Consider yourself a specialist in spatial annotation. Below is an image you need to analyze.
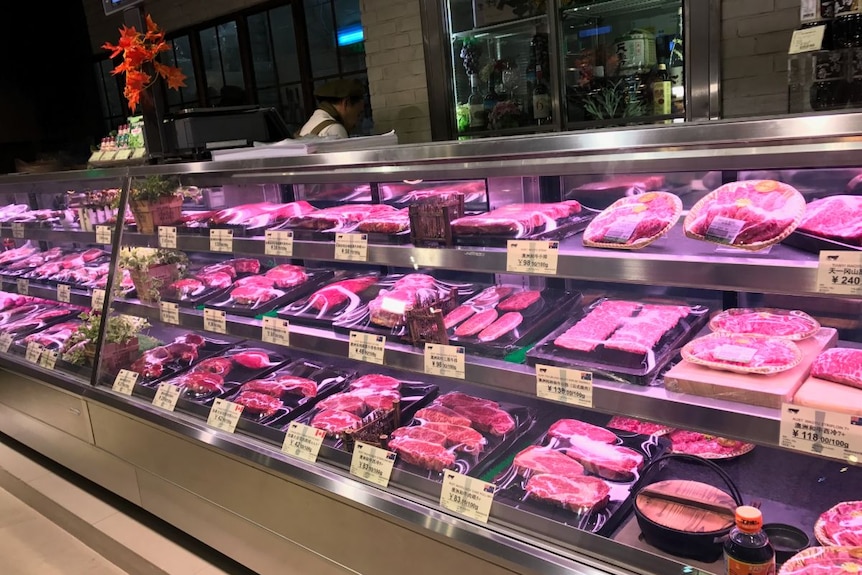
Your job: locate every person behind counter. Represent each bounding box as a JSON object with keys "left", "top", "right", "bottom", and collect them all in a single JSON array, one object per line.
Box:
[{"left": 297, "top": 79, "right": 366, "bottom": 139}]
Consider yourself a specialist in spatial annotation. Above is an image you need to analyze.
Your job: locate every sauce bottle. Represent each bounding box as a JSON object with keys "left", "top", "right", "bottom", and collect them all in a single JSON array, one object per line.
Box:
[{"left": 724, "top": 506, "right": 776, "bottom": 575}]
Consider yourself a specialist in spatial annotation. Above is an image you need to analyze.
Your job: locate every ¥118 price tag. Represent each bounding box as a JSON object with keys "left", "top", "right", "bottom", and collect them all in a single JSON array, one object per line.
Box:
[
  {"left": 95, "top": 225, "right": 112, "bottom": 245},
  {"left": 91, "top": 289, "right": 106, "bottom": 311},
  {"left": 334, "top": 233, "right": 368, "bottom": 262},
  {"left": 817, "top": 251, "right": 862, "bottom": 296},
  {"left": 779, "top": 403, "right": 862, "bottom": 462},
  {"left": 348, "top": 331, "right": 385, "bottom": 365},
  {"left": 439, "top": 470, "right": 495, "bottom": 523},
  {"left": 160, "top": 301, "right": 180, "bottom": 325},
  {"left": 264, "top": 230, "right": 294, "bottom": 257},
  {"left": 57, "top": 284, "right": 71, "bottom": 303},
  {"left": 112, "top": 369, "right": 139, "bottom": 396},
  {"left": 24, "top": 342, "right": 43, "bottom": 364},
  {"left": 424, "top": 343, "right": 466, "bottom": 380},
  {"left": 209, "top": 228, "right": 233, "bottom": 253},
  {"left": 38, "top": 349, "right": 58, "bottom": 370},
  {"left": 281, "top": 422, "right": 326, "bottom": 463},
  {"left": 158, "top": 226, "right": 177, "bottom": 249},
  {"left": 152, "top": 383, "right": 181, "bottom": 412},
  {"left": 207, "top": 398, "right": 243, "bottom": 433},
  {"left": 16, "top": 278, "right": 28, "bottom": 296},
  {"left": 203, "top": 308, "right": 227, "bottom": 334},
  {"left": 11, "top": 223, "right": 24, "bottom": 239},
  {"left": 506, "top": 240, "right": 559, "bottom": 275},
  {"left": 535, "top": 364, "right": 593, "bottom": 408},
  {"left": 261, "top": 316, "right": 290, "bottom": 347},
  {"left": 349, "top": 441, "right": 396, "bottom": 487},
  {"left": 0, "top": 333, "right": 13, "bottom": 353}
]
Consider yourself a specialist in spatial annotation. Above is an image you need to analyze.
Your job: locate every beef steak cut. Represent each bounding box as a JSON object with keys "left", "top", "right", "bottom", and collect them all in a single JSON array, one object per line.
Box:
[
  {"left": 798, "top": 195, "right": 862, "bottom": 245},
  {"left": 498, "top": 290, "right": 541, "bottom": 312},
  {"left": 477, "top": 312, "right": 523, "bottom": 342},
  {"left": 349, "top": 374, "right": 401, "bottom": 391},
  {"left": 513, "top": 446, "right": 585, "bottom": 477},
  {"left": 548, "top": 419, "right": 618, "bottom": 444},
  {"left": 423, "top": 422, "right": 487, "bottom": 452},
  {"left": 316, "top": 393, "right": 366, "bottom": 415},
  {"left": 311, "top": 410, "right": 362, "bottom": 434},
  {"left": 309, "top": 275, "right": 377, "bottom": 311},
  {"left": 454, "top": 308, "right": 498, "bottom": 337},
  {"left": 525, "top": 473, "right": 611, "bottom": 512},
  {"left": 390, "top": 426, "right": 447, "bottom": 445},
  {"left": 389, "top": 437, "right": 456, "bottom": 472},
  {"left": 415, "top": 405, "right": 472, "bottom": 427},
  {"left": 563, "top": 436, "right": 644, "bottom": 482},
  {"left": 811, "top": 348, "right": 862, "bottom": 389}
]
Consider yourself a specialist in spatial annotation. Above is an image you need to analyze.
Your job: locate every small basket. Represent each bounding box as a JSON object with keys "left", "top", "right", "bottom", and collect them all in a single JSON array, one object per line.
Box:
[
  {"left": 86, "top": 337, "right": 139, "bottom": 373},
  {"left": 409, "top": 193, "right": 465, "bottom": 247},
  {"left": 341, "top": 400, "right": 402, "bottom": 452},
  {"left": 814, "top": 500, "right": 862, "bottom": 546},
  {"left": 680, "top": 333, "right": 803, "bottom": 375},
  {"left": 129, "top": 263, "right": 180, "bottom": 303},
  {"left": 404, "top": 287, "right": 459, "bottom": 346},
  {"left": 131, "top": 196, "right": 183, "bottom": 235}
]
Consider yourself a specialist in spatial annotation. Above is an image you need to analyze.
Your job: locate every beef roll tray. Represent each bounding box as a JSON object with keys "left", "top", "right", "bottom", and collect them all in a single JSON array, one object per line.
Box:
[
  {"left": 445, "top": 286, "right": 582, "bottom": 358},
  {"left": 278, "top": 204, "right": 413, "bottom": 243},
  {"left": 277, "top": 272, "right": 381, "bottom": 328},
  {"left": 451, "top": 201, "right": 595, "bottom": 247},
  {"left": 491, "top": 418, "right": 669, "bottom": 539}
]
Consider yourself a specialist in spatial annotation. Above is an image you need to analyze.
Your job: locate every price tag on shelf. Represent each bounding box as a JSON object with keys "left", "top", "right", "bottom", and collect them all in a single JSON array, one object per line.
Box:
[
  {"left": 95, "top": 225, "right": 112, "bottom": 245},
  {"left": 203, "top": 308, "right": 227, "bottom": 334},
  {"left": 0, "top": 333, "right": 13, "bottom": 353},
  {"left": 817, "top": 251, "right": 862, "bottom": 296},
  {"left": 160, "top": 301, "right": 180, "bottom": 325},
  {"left": 261, "top": 316, "right": 290, "bottom": 347},
  {"left": 152, "top": 383, "right": 181, "bottom": 412},
  {"left": 111, "top": 369, "right": 138, "bottom": 396},
  {"left": 506, "top": 240, "right": 559, "bottom": 275},
  {"left": 424, "top": 343, "right": 466, "bottom": 380},
  {"left": 209, "top": 228, "right": 233, "bottom": 253},
  {"left": 131, "top": 147, "right": 147, "bottom": 160},
  {"left": 281, "top": 422, "right": 326, "bottom": 463},
  {"left": 11, "top": 223, "right": 24, "bottom": 239},
  {"left": 24, "top": 342, "right": 43, "bottom": 364},
  {"left": 334, "top": 233, "right": 368, "bottom": 262},
  {"left": 114, "top": 149, "right": 132, "bottom": 161},
  {"left": 789, "top": 25, "right": 826, "bottom": 54},
  {"left": 207, "top": 398, "right": 243, "bottom": 433},
  {"left": 348, "top": 331, "right": 385, "bottom": 365},
  {"left": 57, "top": 284, "right": 71, "bottom": 304},
  {"left": 264, "top": 230, "right": 294, "bottom": 257},
  {"left": 38, "top": 349, "right": 58, "bottom": 370},
  {"left": 439, "top": 470, "right": 495, "bottom": 523},
  {"left": 535, "top": 364, "right": 593, "bottom": 408},
  {"left": 16, "top": 278, "right": 28, "bottom": 296},
  {"left": 779, "top": 403, "right": 862, "bottom": 462},
  {"left": 158, "top": 226, "right": 177, "bottom": 249},
  {"left": 91, "top": 288, "right": 106, "bottom": 311},
  {"left": 349, "top": 441, "right": 396, "bottom": 487}
]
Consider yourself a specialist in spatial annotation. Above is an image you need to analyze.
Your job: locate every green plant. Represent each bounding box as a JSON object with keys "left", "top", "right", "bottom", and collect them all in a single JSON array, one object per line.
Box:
[
  {"left": 118, "top": 247, "right": 187, "bottom": 273},
  {"left": 130, "top": 175, "right": 180, "bottom": 203},
  {"left": 582, "top": 80, "right": 646, "bottom": 121},
  {"left": 61, "top": 311, "right": 149, "bottom": 366}
]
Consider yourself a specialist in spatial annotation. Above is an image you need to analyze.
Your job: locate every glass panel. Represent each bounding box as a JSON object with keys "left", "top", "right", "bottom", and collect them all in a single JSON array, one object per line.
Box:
[
  {"left": 271, "top": 5, "right": 301, "bottom": 84},
  {"left": 218, "top": 21, "right": 246, "bottom": 97},
  {"left": 94, "top": 62, "right": 111, "bottom": 120},
  {"left": 172, "top": 36, "right": 198, "bottom": 106},
  {"left": 163, "top": 42, "right": 182, "bottom": 108},
  {"left": 304, "top": 0, "right": 339, "bottom": 77},
  {"left": 101, "top": 59, "right": 124, "bottom": 118},
  {"left": 248, "top": 13, "right": 278, "bottom": 89},
  {"left": 199, "top": 26, "right": 224, "bottom": 98},
  {"left": 334, "top": 0, "right": 365, "bottom": 74},
  {"left": 257, "top": 87, "right": 280, "bottom": 108},
  {"left": 281, "top": 83, "right": 305, "bottom": 126}
]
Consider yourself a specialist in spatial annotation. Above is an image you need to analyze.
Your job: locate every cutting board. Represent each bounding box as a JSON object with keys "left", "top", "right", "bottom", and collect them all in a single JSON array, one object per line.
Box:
[
  {"left": 664, "top": 328, "right": 837, "bottom": 409},
  {"left": 793, "top": 376, "right": 862, "bottom": 416}
]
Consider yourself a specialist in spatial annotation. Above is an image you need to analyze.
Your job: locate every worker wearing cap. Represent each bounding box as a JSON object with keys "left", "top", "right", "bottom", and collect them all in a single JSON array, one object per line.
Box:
[{"left": 297, "top": 79, "right": 366, "bottom": 139}]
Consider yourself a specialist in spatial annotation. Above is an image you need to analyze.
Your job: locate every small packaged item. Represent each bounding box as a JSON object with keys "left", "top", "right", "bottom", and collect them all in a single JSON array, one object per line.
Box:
[{"left": 583, "top": 192, "right": 682, "bottom": 250}]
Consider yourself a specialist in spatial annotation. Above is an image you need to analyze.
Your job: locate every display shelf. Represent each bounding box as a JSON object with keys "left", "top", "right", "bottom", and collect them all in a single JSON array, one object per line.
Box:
[
  {"left": 0, "top": 279, "right": 95, "bottom": 308},
  {"left": 0, "top": 226, "right": 108, "bottom": 245},
  {"left": 451, "top": 14, "right": 548, "bottom": 40},
  {"left": 562, "top": 0, "right": 676, "bottom": 18}
]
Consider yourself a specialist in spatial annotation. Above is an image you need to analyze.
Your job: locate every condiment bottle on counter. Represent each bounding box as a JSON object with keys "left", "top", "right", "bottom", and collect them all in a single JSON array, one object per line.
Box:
[{"left": 723, "top": 506, "right": 776, "bottom": 575}]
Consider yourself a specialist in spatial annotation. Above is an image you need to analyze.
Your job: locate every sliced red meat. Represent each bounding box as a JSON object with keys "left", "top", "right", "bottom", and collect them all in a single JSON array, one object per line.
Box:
[
  {"left": 211, "top": 202, "right": 281, "bottom": 225},
  {"left": 415, "top": 405, "right": 472, "bottom": 427},
  {"left": 390, "top": 426, "right": 447, "bottom": 445},
  {"left": 393, "top": 274, "right": 438, "bottom": 289},
  {"left": 165, "top": 342, "right": 198, "bottom": 363},
  {"left": 710, "top": 308, "right": 818, "bottom": 339},
  {"left": 360, "top": 390, "right": 401, "bottom": 411},
  {"left": 388, "top": 437, "right": 456, "bottom": 472},
  {"left": 436, "top": 392, "right": 499, "bottom": 410},
  {"left": 169, "top": 278, "right": 204, "bottom": 297},
  {"left": 553, "top": 300, "right": 642, "bottom": 352},
  {"left": 200, "top": 263, "right": 236, "bottom": 279},
  {"left": 232, "top": 350, "right": 273, "bottom": 370},
  {"left": 811, "top": 348, "right": 862, "bottom": 389},
  {"left": 498, "top": 290, "right": 541, "bottom": 312},
  {"left": 513, "top": 446, "right": 585, "bottom": 477},
  {"left": 451, "top": 201, "right": 582, "bottom": 236},
  {"left": 311, "top": 410, "right": 362, "bottom": 434},
  {"left": 584, "top": 192, "right": 680, "bottom": 246},
  {"left": 232, "top": 275, "right": 276, "bottom": 289},
  {"left": 242, "top": 379, "right": 288, "bottom": 397},
  {"left": 607, "top": 416, "right": 671, "bottom": 436},
  {"left": 525, "top": 474, "right": 610, "bottom": 512},
  {"left": 447, "top": 404, "right": 515, "bottom": 436},
  {"left": 477, "top": 312, "right": 523, "bottom": 342},
  {"left": 197, "top": 271, "right": 233, "bottom": 289},
  {"left": 563, "top": 436, "right": 644, "bottom": 482},
  {"left": 469, "top": 285, "right": 514, "bottom": 307},
  {"left": 316, "top": 393, "right": 366, "bottom": 415},
  {"left": 548, "top": 420, "right": 618, "bottom": 444},
  {"left": 229, "top": 258, "right": 261, "bottom": 274},
  {"left": 368, "top": 285, "right": 438, "bottom": 328},
  {"left": 454, "top": 308, "right": 498, "bottom": 337},
  {"left": 309, "top": 275, "right": 377, "bottom": 311},
  {"left": 349, "top": 374, "right": 400, "bottom": 391},
  {"left": 443, "top": 306, "right": 475, "bottom": 330},
  {"left": 180, "top": 372, "right": 224, "bottom": 396},
  {"left": 272, "top": 375, "right": 319, "bottom": 397},
  {"left": 192, "top": 357, "right": 233, "bottom": 376},
  {"left": 230, "top": 285, "right": 280, "bottom": 305},
  {"left": 356, "top": 209, "right": 410, "bottom": 234},
  {"left": 175, "top": 333, "right": 205, "bottom": 347},
  {"left": 422, "top": 422, "right": 486, "bottom": 452},
  {"left": 264, "top": 264, "right": 308, "bottom": 288},
  {"left": 234, "top": 391, "right": 282, "bottom": 418},
  {"left": 82, "top": 248, "right": 107, "bottom": 262}
]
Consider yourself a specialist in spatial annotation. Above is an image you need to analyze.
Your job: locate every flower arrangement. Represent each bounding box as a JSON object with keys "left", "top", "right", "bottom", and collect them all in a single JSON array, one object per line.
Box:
[
  {"left": 103, "top": 15, "right": 186, "bottom": 111},
  {"left": 489, "top": 101, "right": 522, "bottom": 130}
]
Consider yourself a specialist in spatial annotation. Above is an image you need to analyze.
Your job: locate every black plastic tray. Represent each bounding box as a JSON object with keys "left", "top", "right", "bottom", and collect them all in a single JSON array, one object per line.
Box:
[
  {"left": 206, "top": 268, "right": 334, "bottom": 318},
  {"left": 277, "top": 272, "right": 381, "bottom": 328},
  {"left": 453, "top": 209, "right": 597, "bottom": 248},
  {"left": 285, "top": 227, "right": 413, "bottom": 245},
  {"left": 0, "top": 304, "right": 82, "bottom": 340},
  {"left": 783, "top": 229, "right": 862, "bottom": 254}
]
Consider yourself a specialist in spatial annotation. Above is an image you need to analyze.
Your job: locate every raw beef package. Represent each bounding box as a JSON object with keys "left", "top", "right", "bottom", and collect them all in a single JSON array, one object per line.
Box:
[
  {"left": 278, "top": 272, "right": 380, "bottom": 328},
  {"left": 709, "top": 308, "right": 820, "bottom": 340},
  {"left": 282, "top": 204, "right": 412, "bottom": 241},
  {"left": 810, "top": 348, "right": 862, "bottom": 390},
  {"left": 206, "top": 263, "right": 332, "bottom": 317},
  {"left": 683, "top": 180, "right": 805, "bottom": 250},
  {"left": 492, "top": 418, "right": 668, "bottom": 537},
  {"left": 204, "top": 201, "right": 318, "bottom": 235},
  {"left": 114, "top": 332, "right": 236, "bottom": 386},
  {"left": 778, "top": 546, "right": 862, "bottom": 575},
  {"left": 680, "top": 333, "right": 803, "bottom": 375},
  {"left": 451, "top": 201, "right": 592, "bottom": 245},
  {"left": 527, "top": 298, "right": 709, "bottom": 385},
  {"left": 815, "top": 501, "right": 862, "bottom": 547},
  {"left": 0, "top": 300, "right": 83, "bottom": 340},
  {"left": 797, "top": 195, "right": 862, "bottom": 246},
  {"left": 583, "top": 192, "right": 682, "bottom": 250}
]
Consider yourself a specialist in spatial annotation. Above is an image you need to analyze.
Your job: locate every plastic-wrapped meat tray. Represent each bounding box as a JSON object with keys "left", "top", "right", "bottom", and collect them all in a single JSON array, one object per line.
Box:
[
  {"left": 160, "top": 258, "right": 261, "bottom": 308},
  {"left": 782, "top": 229, "right": 862, "bottom": 254},
  {"left": 205, "top": 267, "right": 334, "bottom": 318},
  {"left": 491, "top": 418, "right": 669, "bottom": 538},
  {"left": 526, "top": 298, "right": 710, "bottom": 385},
  {"left": 446, "top": 287, "right": 581, "bottom": 359},
  {"left": 0, "top": 302, "right": 82, "bottom": 340},
  {"left": 332, "top": 274, "right": 478, "bottom": 340},
  {"left": 786, "top": 194, "right": 862, "bottom": 252},
  {"left": 0, "top": 247, "right": 67, "bottom": 278},
  {"left": 15, "top": 319, "right": 82, "bottom": 351},
  {"left": 452, "top": 202, "right": 597, "bottom": 247},
  {"left": 380, "top": 179, "right": 489, "bottom": 213},
  {"left": 277, "top": 272, "right": 381, "bottom": 328},
  {"left": 277, "top": 204, "right": 413, "bottom": 244},
  {"left": 203, "top": 201, "right": 319, "bottom": 237}
]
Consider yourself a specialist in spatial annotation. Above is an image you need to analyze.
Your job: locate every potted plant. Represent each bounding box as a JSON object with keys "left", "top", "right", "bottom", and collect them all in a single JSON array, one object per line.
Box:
[
  {"left": 119, "top": 247, "right": 187, "bottom": 303},
  {"left": 129, "top": 175, "right": 183, "bottom": 234},
  {"left": 62, "top": 311, "right": 148, "bottom": 374}
]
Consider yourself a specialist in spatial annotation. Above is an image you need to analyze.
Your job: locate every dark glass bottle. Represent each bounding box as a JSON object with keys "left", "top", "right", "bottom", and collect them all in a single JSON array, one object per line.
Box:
[
  {"left": 811, "top": 49, "right": 850, "bottom": 109},
  {"left": 835, "top": 0, "right": 862, "bottom": 48},
  {"left": 723, "top": 506, "right": 775, "bottom": 575},
  {"left": 484, "top": 71, "right": 499, "bottom": 124},
  {"left": 532, "top": 66, "right": 552, "bottom": 124}
]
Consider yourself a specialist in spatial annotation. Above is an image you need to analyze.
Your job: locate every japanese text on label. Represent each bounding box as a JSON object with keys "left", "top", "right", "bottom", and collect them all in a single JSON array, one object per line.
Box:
[
  {"left": 158, "top": 226, "right": 177, "bottom": 249},
  {"left": 264, "top": 230, "right": 294, "bottom": 257},
  {"left": 282, "top": 422, "right": 326, "bottom": 463},
  {"left": 789, "top": 25, "right": 826, "bottom": 54},
  {"left": 0, "top": 333, "right": 13, "bottom": 353},
  {"left": 262, "top": 316, "right": 290, "bottom": 347},
  {"left": 536, "top": 364, "right": 593, "bottom": 408},
  {"left": 96, "top": 225, "right": 112, "bottom": 245},
  {"left": 25, "top": 342, "right": 42, "bottom": 364},
  {"left": 779, "top": 403, "right": 862, "bottom": 462},
  {"left": 112, "top": 369, "right": 138, "bottom": 396},
  {"left": 334, "top": 233, "right": 368, "bottom": 262},
  {"left": 348, "top": 331, "right": 386, "bottom": 365},
  {"left": 38, "top": 349, "right": 58, "bottom": 370},
  {"left": 209, "top": 228, "right": 233, "bottom": 253},
  {"left": 439, "top": 471, "right": 495, "bottom": 523},
  {"left": 817, "top": 251, "right": 862, "bottom": 296},
  {"left": 57, "top": 284, "right": 71, "bottom": 303},
  {"left": 349, "top": 441, "right": 396, "bottom": 487},
  {"left": 160, "top": 301, "right": 180, "bottom": 325},
  {"left": 207, "top": 398, "right": 243, "bottom": 433},
  {"left": 152, "top": 383, "right": 181, "bottom": 411},
  {"left": 424, "top": 343, "right": 466, "bottom": 380},
  {"left": 91, "top": 289, "right": 106, "bottom": 311},
  {"left": 506, "top": 240, "right": 559, "bottom": 275},
  {"left": 203, "top": 308, "right": 227, "bottom": 334}
]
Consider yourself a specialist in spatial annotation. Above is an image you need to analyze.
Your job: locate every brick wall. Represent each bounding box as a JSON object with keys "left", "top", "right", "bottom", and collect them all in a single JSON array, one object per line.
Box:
[{"left": 721, "top": 0, "right": 799, "bottom": 117}]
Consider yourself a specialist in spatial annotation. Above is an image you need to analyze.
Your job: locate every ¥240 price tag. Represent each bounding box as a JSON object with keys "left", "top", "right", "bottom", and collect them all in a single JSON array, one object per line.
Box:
[
  {"left": 281, "top": 422, "right": 326, "bottom": 463},
  {"left": 207, "top": 398, "right": 244, "bottom": 433},
  {"left": 112, "top": 369, "right": 138, "bottom": 396},
  {"left": 152, "top": 383, "right": 181, "bottom": 412},
  {"left": 57, "top": 284, "right": 71, "bottom": 303},
  {"left": 262, "top": 316, "right": 290, "bottom": 347},
  {"left": 25, "top": 342, "right": 43, "bottom": 364},
  {"left": 160, "top": 301, "right": 180, "bottom": 325},
  {"left": 817, "top": 251, "right": 862, "bottom": 296},
  {"left": 334, "top": 233, "right": 368, "bottom": 262},
  {"left": 779, "top": 403, "right": 862, "bottom": 462},
  {"left": 506, "top": 240, "right": 559, "bottom": 275},
  {"left": 95, "top": 225, "right": 112, "bottom": 245},
  {"left": 203, "top": 308, "right": 227, "bottom": 334},
  {"left": 209, "top": 228, "right": 233, "bottom": 253},
  {"left": 348, "top": 331, "right": 385, "bottom": 365},
  {"left": 439, "top": 470, "right": 495, "bottom": 523},
  {"left": 264, "top": 230, "right": 294, "bottom": 257},
  {"left": 536, "top": 364, "right": 593, "bottom": 408},
  {"left": 158, "top": 226, "right": 177, "bottom": 249},
  {"left": 424, "top": 343, "right": 465, "bottom": 379},
  {"left": 349, "top": 441, "right": 396, "bottom": 487}
]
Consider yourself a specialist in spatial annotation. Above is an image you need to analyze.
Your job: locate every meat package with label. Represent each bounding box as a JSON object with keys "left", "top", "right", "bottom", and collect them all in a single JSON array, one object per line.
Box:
[
  {"left": 583, "top": 192, "right": 682, "bottom": 250},
  {"left": 709, "top": 308, "right": 820, "bottom": 340},
  {"left": 527, "top": 298, "right": 709, "bottom": 385},
  {"left": 203, "top": 201, "right": 318, "bottom": 236},
  {"left": 0, "top": 299, "right": 83, "bottom": 340},
  {"left": 161, "top": 258, "right": 262, "bottom": 307},
  {"left": 810, "top": 348, "right": 862, "bottom": 390},
  {"left": 451, "top": 201, "right": 594, "bottom": 245},
  {"left": 278, "top": 272, "right": 380, "bottom": 328},
  {"left": 680, "top": 333, "right": 803, "bottom": 375},
  {"left": 117, "top": 332, "right": 237, "bottom": 386}
]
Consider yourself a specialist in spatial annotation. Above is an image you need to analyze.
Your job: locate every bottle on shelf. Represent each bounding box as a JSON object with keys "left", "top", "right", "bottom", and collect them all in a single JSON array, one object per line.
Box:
[
  {"left": 810, "top": 49, "right": 850, "bottom": 110},
  {"left": 723, "top": 506, "right": 776, "bottom": 575},
  {"left": 669, "top": 7, "right": 685, "bottom": 115},
  {"left": 468, "top": 74, "right": 486, "bottom": 130},
  {"left": 834, "top": 0, "right": 862, "bottom": 48},
  {"left": 532, "top": 65, "right": 552, "bottom": 125},
  {"left": 484, "top": 69, "right": 500, "bottom": 126},
  {"left": 652, "top": 64, "right": 672, "bottom": 118}
]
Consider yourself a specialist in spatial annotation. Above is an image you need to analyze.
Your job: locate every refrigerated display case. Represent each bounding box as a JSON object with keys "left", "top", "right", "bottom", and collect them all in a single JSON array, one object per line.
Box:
[{"left": 1, "top": 114, "right": 862, "bottom": 575}]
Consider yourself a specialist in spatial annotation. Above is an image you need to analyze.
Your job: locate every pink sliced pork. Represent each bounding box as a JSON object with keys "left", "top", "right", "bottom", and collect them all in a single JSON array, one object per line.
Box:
[{"left": 562, "top": 436, "right": 644, "bottom": 482}]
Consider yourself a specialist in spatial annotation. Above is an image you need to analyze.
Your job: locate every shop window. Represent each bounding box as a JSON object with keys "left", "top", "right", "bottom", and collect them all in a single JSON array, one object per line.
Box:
[
  {"left": 93, "top": 59, "right": 125, "bottom": 133},
  {"left": 199, "top": 21, "right": 246, "bottom": 105},
  {"left": 163, "top": 36, "right": 199, "bottom": 112}
]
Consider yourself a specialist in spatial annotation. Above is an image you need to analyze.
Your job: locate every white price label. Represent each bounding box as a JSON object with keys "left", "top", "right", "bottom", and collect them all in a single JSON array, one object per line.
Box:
[
  {"left": 91, "top": 288, "right": 106, "bottom": 311},
  {"left": 203, "top": 308, "right": 227, "bottom": 334},
  {"left": 158, "top": 226, "right": 177, "bottom": 248},
  {"left": 111, "top": 369, "right": 138, "bottom": 396},
  {"left": 779, "top": 403, "right": 862, "bottom": 462},
  {"left": 334, "top": 233, "right": 368, "bottom": 262},
  {"left": 38, "top": 349, "right": 58, "bottom": 370},
  {"left": 818, "top": 251, "right": 862, "bottom": 296},
  {"left": 114, "top": 149, "right": 132, "bottom": 161},
  {"left": 95, "top": 225, "right": 112, "bottom": 245},
  {"left": 713, "top": 344, "right": 757, "bottom": 364},
  {"left": 348, "top": 331, "right": 386, "bottom": 365},
  {"left": 0, "top": 333, "right": 13, "bottom": 353},
  {"left": 209, "top": 228, "right": 233, "bottom": 252},
  {"left": 282, "top": 422, "right": 326, "bottom": 463},
  {"left": 131, "top": 147, "right": 147, "bottom": 160},
  {"left": 25, "top": 342, "right": 43, "bottom": 364},
  {"left": 160, "top": 301, "right": 180, "bottom": 325},
  {"left": 57, "top": 283, "right": 71, "bottom": 303},
  {"left": 265, "top": 230, "right": 294, "bottom": 257},
  {"left": 535, "top": 364, "right": 593, "bottom": 408},
  {"left": 11, "top": 223, "right": 24, "bottom": 239},
  {"left": 424, "top": 343, "right": 466, "bottom": 380},
  {"left": 207, "top": 398, "right": 244, "bottom": 433},
  {"left": 506, "top": 240, "right": 559, "bottom": 275},
  {"left": 16, "top": 278, "right": 28, "bottom": 296},
  {"left": 439, "top": 470, "right": 495, "bottom": 523},
  {"left": 789, "top": 25, "right": 826, "bottom": 54},
  {"left": 601, "top": 219, "right": 639, "bottom": 244},
  {"left": 704, "top": 216, "right": 745, "bottom": 244},
  {"left": 262, "top": 316, "right": 290, "bottom": 347},
  {"left": 349, "top": 441, "right": 396, "bottom": 487},
  {"left": 152, "top": 383, "right": 181, "bottom": 412}
]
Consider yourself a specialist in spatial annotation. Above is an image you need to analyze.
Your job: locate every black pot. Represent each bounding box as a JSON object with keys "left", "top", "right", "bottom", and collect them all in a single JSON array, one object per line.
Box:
[{"left": 633, "top": 453, "right": 744, "bottom": 562}]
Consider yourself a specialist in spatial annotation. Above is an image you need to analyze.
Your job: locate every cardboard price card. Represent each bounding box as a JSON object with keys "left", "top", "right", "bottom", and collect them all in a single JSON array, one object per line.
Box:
[
  {"left": 160, "top": 301, "right": 180, "bottom": 325},
  {"left": 789, "top": 25, "right": 826, "bottom": 54},
  {"left": 817, "top": 251, "right": 862, "bottom": 296},
  {"left": 779, "top": 403, "right": 862, "bottom": 462},
  {"left": 281, "top": 422, "right": 326, "bottom": 463},
  {"left": 57, "top": 284, "right": 71, "bottom": 303},
  {"left": 11, "top": 223, "right": 24, "bottom": 239},
  {"left": 95, "top": 225, "right": 113, "bottom": 245},
  {"left": 16, "top": 278, "right": 28, "bottom": 296},
  {"left": 158, "top": 226, "right": 177, "bottom": 249},
  {"left": 203, "top": 308, "right": 227, "bottom": 334},
  {"left": 207, "top": 398, "right": 244, "bottom": 433},
  {"left": 439, "top": 470, "right": 495, "bottom": 523},
  {"left": 38, "top": 349, "right": 59, "bottom": 370},
  {"left": 0, "top": 333, "right": 13, "bottom": 353},
  {"left": 348, "top": 331, "right": 386, "bottom": 365},
  {"left": 424, "top": 343, "right": 466, "bottom": 379},
  {"left": 262, "top": 316, "right": 290, "bottom": 347},
  {"left": 334, "top": 233, "right": 368, "bottom": 262},
  {"left": 91, "top": 288, "right": 106, "bottom": 311},
  {"left": 264, "top": 230, "right": 294, "bottom": 257},
  {"left": 112, "top": 369, "right": 138, "bottom": 396},
  {"left": 152, "top": 383, "right": 181, "bottom": 412},
  {"left": 535, "top": 364, "right": 593, "bottom": 408},
  {"left": 209, "top": 228, "right": 234, "bottom": 253},
  {"left": 24, "top": 342, "right": 43, "bottom": 364},
  {"left": 349, "top": 441, "right": 396, "bottom": 487},
  {"left": 506, "top": 240, "right": 559, "bottom": 275}
]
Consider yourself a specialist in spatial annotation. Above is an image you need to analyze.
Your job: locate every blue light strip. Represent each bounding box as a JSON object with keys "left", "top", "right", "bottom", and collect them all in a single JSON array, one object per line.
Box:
[
  {"left": 337, "top": 25, "right": 365, "bottom": 46},
  {"left": 578, "top": 25, "right": 612, "bottom": 38}
]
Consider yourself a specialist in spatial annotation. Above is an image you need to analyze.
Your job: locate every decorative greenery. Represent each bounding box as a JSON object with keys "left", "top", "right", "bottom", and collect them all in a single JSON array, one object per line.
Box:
[
  {"left": 130, "top": 175, "right": 180, "bottom": 203},
  {"left": 62, "top": 311, "right": 148, "bottom": 366},
  {"left": 118, "top": 247, "right": 187, "bottom": 273},
  {"left": 582, "top": 80, "right": 646, "bottom": 121}
]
